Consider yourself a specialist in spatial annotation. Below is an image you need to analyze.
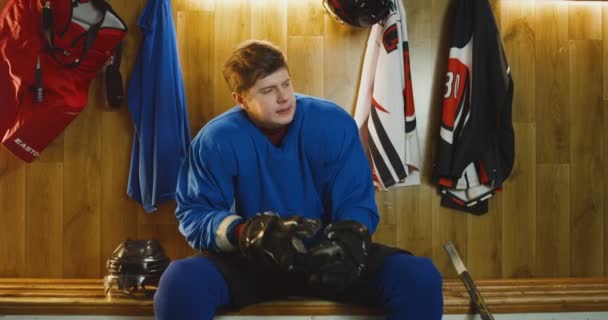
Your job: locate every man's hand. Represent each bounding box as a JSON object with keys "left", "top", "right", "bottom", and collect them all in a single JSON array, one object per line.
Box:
[
  {"left": 238, "top": 212, "right": 321, "bottom": 271},
  {"left": 305, "top": 220, "right": 371, "bottom": 293}
]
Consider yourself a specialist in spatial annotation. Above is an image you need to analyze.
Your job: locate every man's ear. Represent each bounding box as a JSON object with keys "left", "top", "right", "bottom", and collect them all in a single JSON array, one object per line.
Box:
[{"left": 232, "top": 92, "right": 246, "bottom": 109}]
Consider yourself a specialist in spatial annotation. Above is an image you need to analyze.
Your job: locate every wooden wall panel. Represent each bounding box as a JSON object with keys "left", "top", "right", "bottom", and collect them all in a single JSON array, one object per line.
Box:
[
  {"left": 432, "top": 206, "right": 467, "bottom": 279},
  {"left": 568, "top": 2, "right": 602, "bottom": 41},
  {"left": 0, "top": 0, "right": 607, "bottom": 280},
  {"left": 395, "top": 187, "right": 434, "bottom": 259},
  {"left": 535, "top": 2, "right": 569, "bottom": 164},
  {"left": 212, "top": 1, "right": 251, "bottom": 113},
  {"left": 287, "top": 36, "right": 324, "bottom": 97},
  {"left": 569, "top": 39, "right": 604, "bottom": 277},
  {"left": 137, "top": 201, "right": 194, "bottom": 261},
  {"left": 468, "top": 198, "right": 502, "bottom": 279},
  {"left": 287, "top": 0, "right": 323, "bottom": 37},
  {"left": 251, "top": 0, "right": 287, "bottom": 49},
  {"left": 605, "top": 100, "right": 608, "bottom": 276},
  {"left": 176, "top": 9, "right": 216, "bottom": 135},
  {"left": 323, "top": 17, "right": 368, "bottom": 112},
  {"left": 374, "top": 190, "right": 397, "bottom": 247},
  {"left": 0, "top": 150, "right": 25, "bottom": 277},
  {"left": 502, "top": 123, "right": 536, "bottom": 278},
  {"left": 36, "top": 137, "right": 64, "bottom": 163},
  {"left": 99, "top": 105, "right": 139, "bottom": 275},
  {"left": 535, "top": 164, "right": 570, "bottom": 277},
  {"left": 25, "top": 164, "right": 63, "bottom": 278},
  {"left": 604, "top": 5, "right": 608, "bottom": 101},
  {"left": 412, "top": 0, "right": 441, "bottom": 166},
  {"left": 502, "top": 1, "right": 535, "bottom": 123},
  {"left": 62, "top": 89, "right": 102, "bottom": 278}
]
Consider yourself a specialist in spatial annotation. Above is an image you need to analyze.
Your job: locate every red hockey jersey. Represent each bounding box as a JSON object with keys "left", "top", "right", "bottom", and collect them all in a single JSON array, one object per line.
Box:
[
  {"left": 0, "top": 0, "right": 126, "bottom": 162},
  {"left": 432, "top": 0, "right": 514, "bottom": 214}
]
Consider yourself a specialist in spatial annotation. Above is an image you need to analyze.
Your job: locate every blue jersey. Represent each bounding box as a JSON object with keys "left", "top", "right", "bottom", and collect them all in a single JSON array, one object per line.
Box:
[
  {"left": 127, "top": 0, "right": 191, "bottom": 213},
  {"left": 176, "top": 95, "right": 379, "bottom": 252}
]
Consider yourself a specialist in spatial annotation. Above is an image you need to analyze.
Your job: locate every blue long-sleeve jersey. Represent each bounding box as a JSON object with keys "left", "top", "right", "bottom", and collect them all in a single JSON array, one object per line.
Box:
[
  {"left": 127, "top": 0, "right": 191, "bottom": 213},
  {"left": 176, "top": 95, "right": 379, "bottom": 252}
]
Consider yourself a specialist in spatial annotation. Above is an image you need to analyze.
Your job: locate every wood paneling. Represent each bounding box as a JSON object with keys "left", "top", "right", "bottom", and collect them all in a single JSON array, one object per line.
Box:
[
  {"left": 569, "top": 2, "right": 602, "bottom": 41},
  {"left": 212, "top": 0, "right": 251, "bottom": 113},
  {"left": 536, "top": 164, "right": 570, "bottom": 277},
  {"left": 25, "top": 164, "right": 63, "bottom": 278},
  {"left": 468, "top": 197, "right": 502, "bottom": 279},
  {"left": 502, "top": 0, "right": 535, "bottom": 123},
  {"left": 605, "top": 100, "right": 608, "bottom": 276},
  {"left": 176, "top": 9, "right": 216, "bottom": 135},
  {"left": 535, "top": 2, "right": 569, "bottom": 164},
  {"left": 604, "top": 5, "right": 608, "bottom": 100},
  {"left": 99, "top": 106, "right": 138, "bottom": 275},
  {"left": 432, "top": 205, "right": 468, "bottom": 279},
  {"left": 0, "top": 0, "right": 607, "bottom": 280},
  {"left": 287, "top": 0, "right": 323, "bottom": 37},
  {"left": 569, "top": 39, "right": 604, "bottom": 277},
  {"left": 287, "top": 36, "right": 324, "bottom": 97},
  {"left": 395, "top": 185, "right": 433, "bottom": 258},
  {"left": 251, "top": 0, "right": 287, "bottom": 48},
  {"left": 0, "top": 150, "right": 25, "bottom": 277},
  {"left": 502, "top": 123, "right": 536, "bottom": 278},
  {"left": 323, "top": 16, "right": 368, "bottom": 112},
  {"left": 62, "top": 88, "right": 102, "bottom": 278}
]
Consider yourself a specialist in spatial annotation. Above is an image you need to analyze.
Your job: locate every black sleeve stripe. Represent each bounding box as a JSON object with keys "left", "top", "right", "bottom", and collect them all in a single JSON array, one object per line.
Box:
[
  {"left": 370, "top": 104, "right": 407, "bottom": 181},
  {"left": 369, "top": 135, "right": 396, "bottom": 188}
]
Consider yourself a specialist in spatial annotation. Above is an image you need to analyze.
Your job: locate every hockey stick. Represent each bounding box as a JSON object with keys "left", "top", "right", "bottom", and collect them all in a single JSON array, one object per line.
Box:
[{"left": 444, "top": 241, "right": 495, "bottom": 320}]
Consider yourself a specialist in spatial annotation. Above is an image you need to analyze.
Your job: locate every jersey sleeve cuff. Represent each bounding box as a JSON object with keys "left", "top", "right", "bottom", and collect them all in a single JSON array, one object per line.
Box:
[{"left": 215, "top": 215, "right": 243, "bottom": 252}]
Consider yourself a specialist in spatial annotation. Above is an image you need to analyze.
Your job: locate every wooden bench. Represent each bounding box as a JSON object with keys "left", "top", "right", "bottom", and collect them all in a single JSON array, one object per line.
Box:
[{"left": 0, "top": 278, "right": 607, "bottom": 316}]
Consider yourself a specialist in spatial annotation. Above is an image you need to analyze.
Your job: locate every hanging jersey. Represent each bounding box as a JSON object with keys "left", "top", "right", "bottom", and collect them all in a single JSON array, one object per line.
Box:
[
  {"left": 354, "top": 0, "right": 420, "bottom": 190},
  {"left": 0, "top": 0, "right": 126, "bottom": 162},
  {"left": 126, "top": 0, "right": 191, "bottom": 213},
  {"left": 432, "top": 0, "right": 514, "bottom": 214}
]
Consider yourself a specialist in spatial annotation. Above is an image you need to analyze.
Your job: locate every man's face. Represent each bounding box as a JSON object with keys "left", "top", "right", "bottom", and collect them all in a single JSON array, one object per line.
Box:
[{"left": 233, "top": 67, "right": 296, "bottom": 129}]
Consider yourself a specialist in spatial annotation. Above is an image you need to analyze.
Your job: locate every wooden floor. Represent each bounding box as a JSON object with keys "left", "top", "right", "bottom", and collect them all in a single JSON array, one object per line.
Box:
[{"left": 0, "top": 278, "right": 607, "bottom": 316}]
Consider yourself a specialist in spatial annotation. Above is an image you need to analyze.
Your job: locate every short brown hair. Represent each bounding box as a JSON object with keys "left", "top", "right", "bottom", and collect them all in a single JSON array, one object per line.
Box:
[{"left": 223, "top": 40, "right": 289, "bottom": 95}]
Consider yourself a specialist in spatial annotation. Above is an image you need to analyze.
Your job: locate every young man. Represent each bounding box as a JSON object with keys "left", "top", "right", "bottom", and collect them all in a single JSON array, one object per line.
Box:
[{"left": 153, "top": 40, "right": 443, "bottom": 320}]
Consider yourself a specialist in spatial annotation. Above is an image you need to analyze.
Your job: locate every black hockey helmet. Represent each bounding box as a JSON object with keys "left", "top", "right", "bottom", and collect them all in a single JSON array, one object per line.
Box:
[
  {"left": 104, "top": 240, "right": 170, "bottom": 298},
  {"left": 322, "top": 0, "right": 392, "bottom": 28}
]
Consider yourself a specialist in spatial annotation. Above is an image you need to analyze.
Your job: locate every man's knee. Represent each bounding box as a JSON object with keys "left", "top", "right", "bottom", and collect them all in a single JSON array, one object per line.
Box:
[
  {"left": 379, "top": 254, "right": 443, "bottom": 319},
  {"left": 384, "top": 253, "right": 443, "bottom": 294},
  {"left": 154, "top": 257, "right": 229, "bottom": 318},
  {"left": 159, "top": 257, "right": 227, "bottom": 293}
]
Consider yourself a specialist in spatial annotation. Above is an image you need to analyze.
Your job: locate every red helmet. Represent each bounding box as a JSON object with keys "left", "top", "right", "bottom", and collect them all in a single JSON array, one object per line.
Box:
[{"left": 323, "top": 0, "right": 392, "bottom": 28}]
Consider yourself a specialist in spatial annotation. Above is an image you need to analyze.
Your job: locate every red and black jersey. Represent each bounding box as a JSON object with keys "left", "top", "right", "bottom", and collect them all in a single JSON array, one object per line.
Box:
[
  {"left": 432, "top": 0, "right": 514, "bottom": 214},
  {"left": 0, "top": 0, "right": 126, "bottom": 162}
]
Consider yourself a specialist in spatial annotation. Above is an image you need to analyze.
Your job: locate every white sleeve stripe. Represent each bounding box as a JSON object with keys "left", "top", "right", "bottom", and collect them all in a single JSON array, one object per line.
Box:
[{"left": 216, "top": 215, "right": 242, "bottom": 252}]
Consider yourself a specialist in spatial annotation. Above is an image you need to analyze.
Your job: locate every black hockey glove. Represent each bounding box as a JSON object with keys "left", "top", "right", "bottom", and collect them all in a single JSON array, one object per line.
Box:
[
  {"left": 305, "top": 220, "right": 371, "bottom": 294},
  {"left": 239, "top": 212, "right": 321, "bottom": 272}
]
